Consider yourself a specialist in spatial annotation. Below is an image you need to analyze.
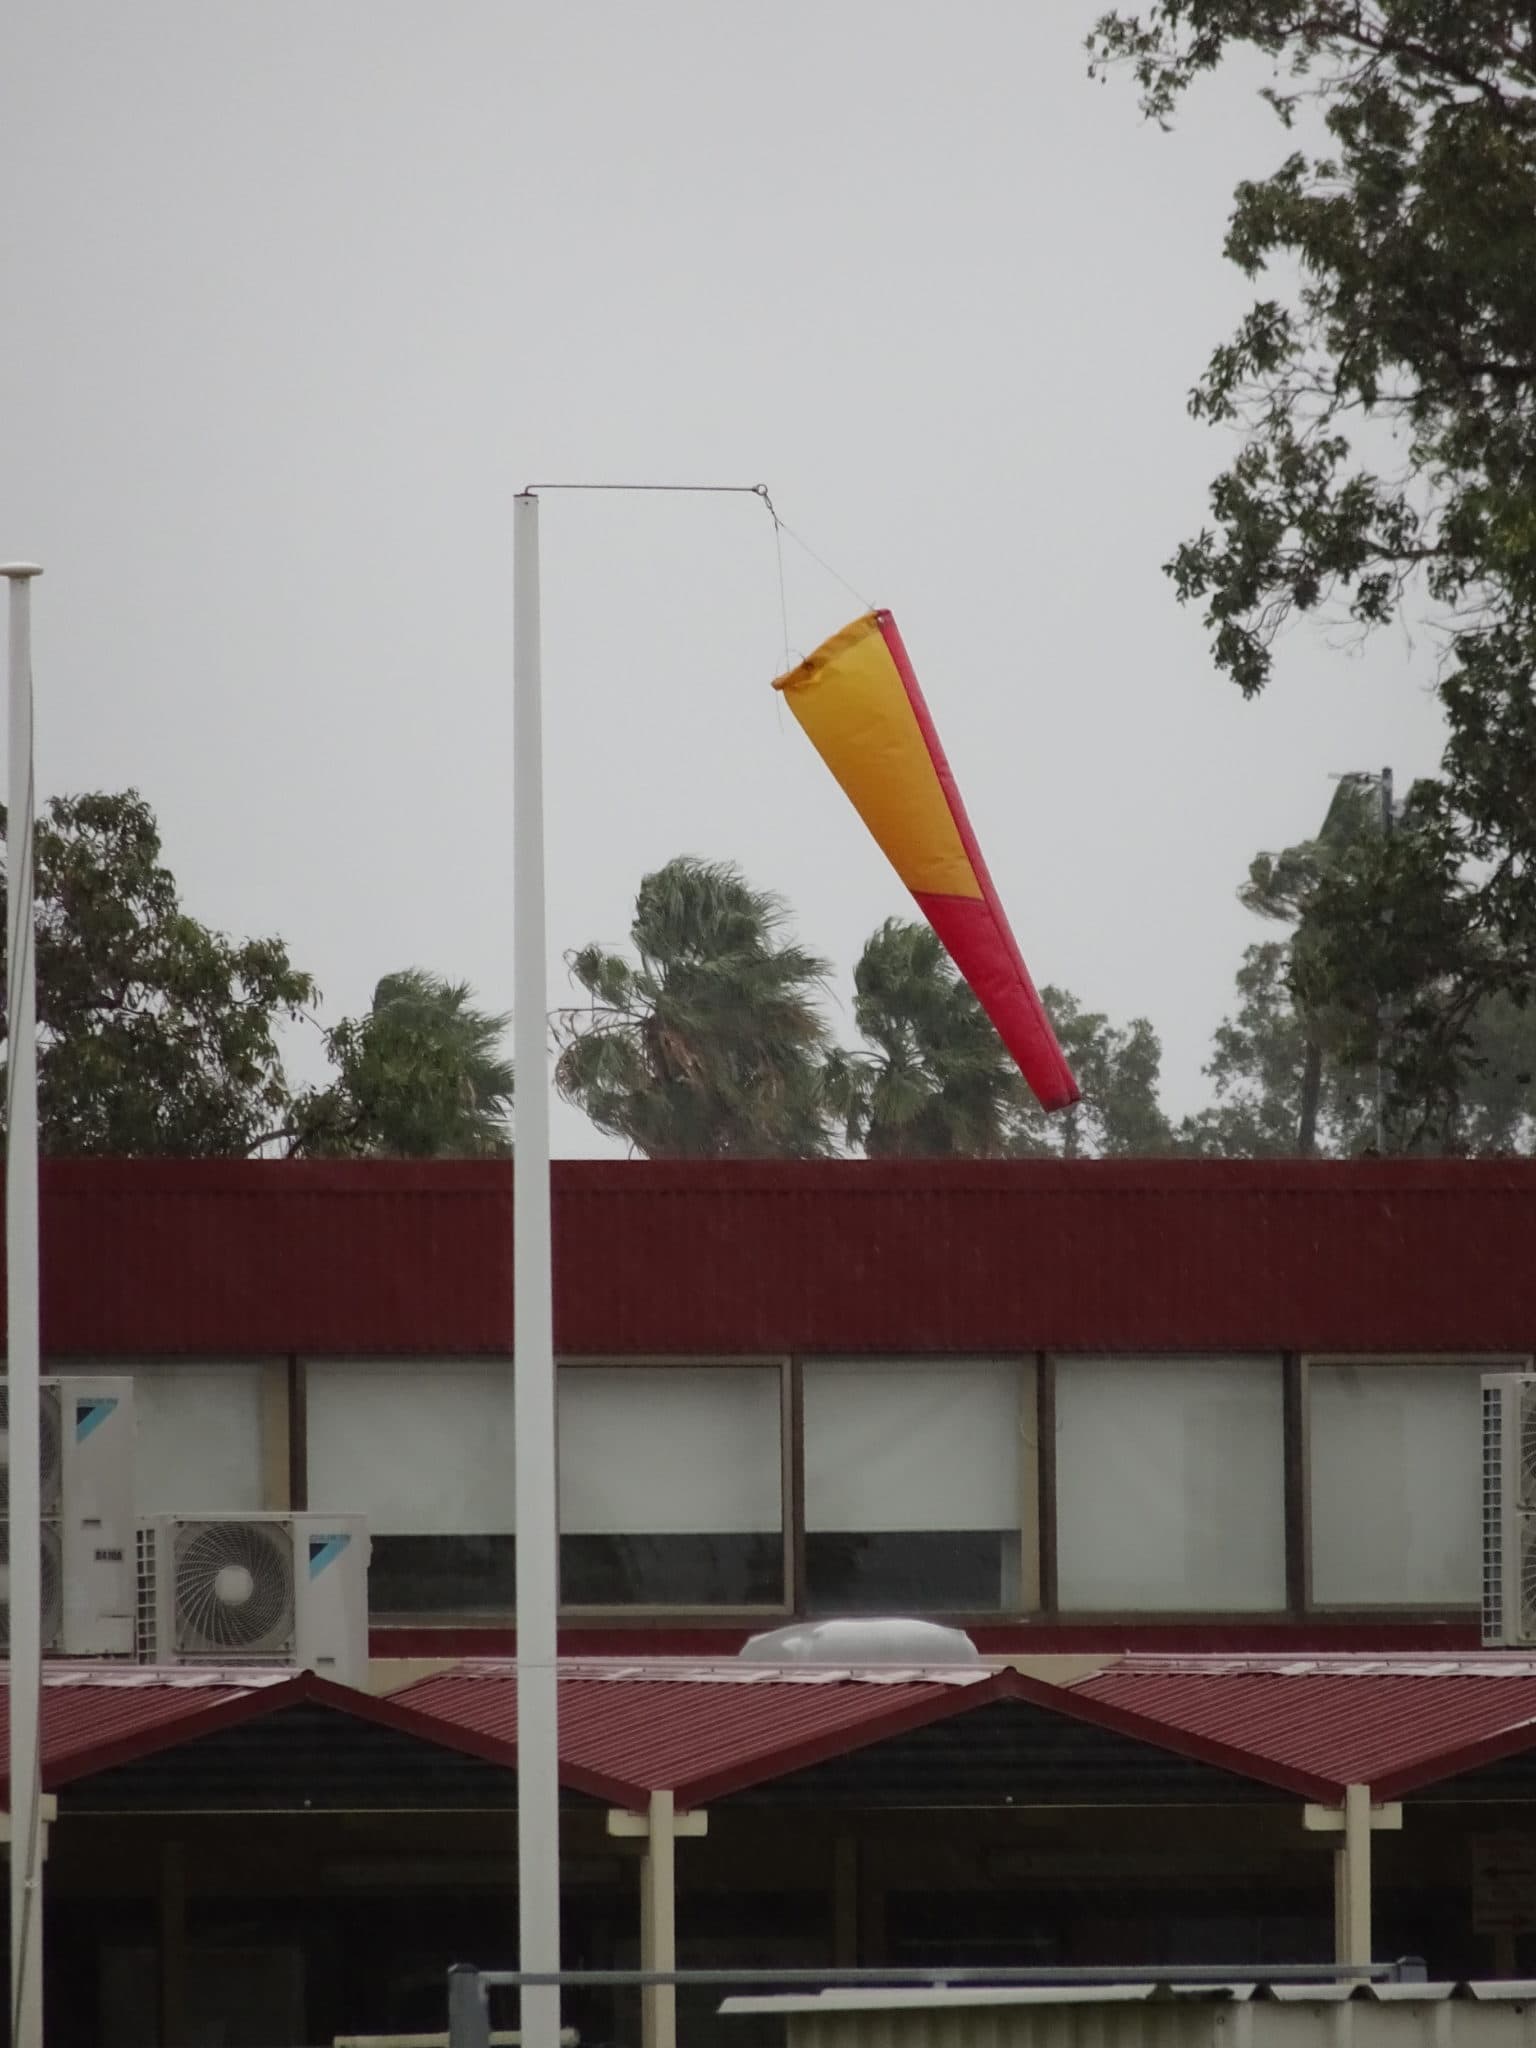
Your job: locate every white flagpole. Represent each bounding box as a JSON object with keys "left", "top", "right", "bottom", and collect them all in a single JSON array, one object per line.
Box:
[
  {"left": 3, "top": 563, "right": 44, "bottom": 2048},
  {"left": 511, "top": 495, "right": 560, "bottom": 2048}
]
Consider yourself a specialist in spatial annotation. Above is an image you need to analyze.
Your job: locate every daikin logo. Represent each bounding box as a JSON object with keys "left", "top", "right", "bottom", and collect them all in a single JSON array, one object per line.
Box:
[
  {"left": 75, "top": 1397, "right": 118, "bottom": 1442},
  {"left": 308, "top": 1533, "right": 351, "bottom": 1579}
]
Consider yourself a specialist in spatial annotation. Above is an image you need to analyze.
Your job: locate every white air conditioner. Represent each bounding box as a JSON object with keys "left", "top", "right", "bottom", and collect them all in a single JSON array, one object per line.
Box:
[
  {"left": 1483, "top": 1373, "right": 1536, "bottom": 1646},
  {"left": 136, "top": 1511, "right": 370, "bottom": 1689},
  {"left": 0, "top": 1375, "right": 135, "bottom": 1656}
]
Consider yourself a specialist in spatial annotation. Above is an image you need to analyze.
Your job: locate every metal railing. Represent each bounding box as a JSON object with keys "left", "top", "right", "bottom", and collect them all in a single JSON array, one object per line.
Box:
[{"left": 446, "top": 1961, "right": 1429, "bottom": 2048}]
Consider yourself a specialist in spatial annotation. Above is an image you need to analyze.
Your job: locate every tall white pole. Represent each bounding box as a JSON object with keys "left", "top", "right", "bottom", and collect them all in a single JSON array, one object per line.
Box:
[
  {"left": 512, "top": 495, "right": 560, "bottom": 2048},
  {"left": 3, "top": 563, "right": 43, "bottom": 2048}
]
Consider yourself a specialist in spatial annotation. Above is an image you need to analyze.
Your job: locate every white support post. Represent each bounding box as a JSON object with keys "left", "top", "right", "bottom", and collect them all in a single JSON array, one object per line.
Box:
[
  {"left": 607, "top": 1801, "right": 707, "bottom": 2048},
  {"left": 3, "top": 562, "right": 44, "bottom": 2048},
  {"left": 646, "top": 1790, "right": 676, "bottom": 2048},
  {"left": 513, "top": 494, "right": 560, "bottom": 2048},
  {"left": 1304, "top": 1787, "right": 1402, "bottom": 1968},
  {"left": 1344, "top": 1782, "right": 1373, "bottom": 1966}
]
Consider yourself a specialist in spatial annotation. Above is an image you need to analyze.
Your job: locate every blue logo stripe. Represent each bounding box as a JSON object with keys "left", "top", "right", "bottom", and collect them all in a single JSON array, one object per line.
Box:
[
  {"left": 75, "top": 1398, "right": 118, "bottom": 1442},
  {"left": 308, "top": 1533, "right": 350, "bottom": 1579}
]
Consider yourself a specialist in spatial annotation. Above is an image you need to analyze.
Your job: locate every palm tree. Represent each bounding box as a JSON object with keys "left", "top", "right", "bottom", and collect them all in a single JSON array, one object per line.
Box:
[
  {"left": 829, "top": 919, "right": 1023, "bottom": 1157},
  {"left": 295, "top": 969, "right": 513, "bottom": 1157},
  {"left": 555, "top": 857, "right": 836, "bottom": 1158}
]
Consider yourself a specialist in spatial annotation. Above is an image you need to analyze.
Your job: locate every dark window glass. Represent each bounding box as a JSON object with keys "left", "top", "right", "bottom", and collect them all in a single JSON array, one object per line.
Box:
[
  {"left": 367, "top": 1534, "right": 516, "bottom": 1615},
  {"left": 560, "top": 1532, "right": 783, "bottom": 1607},
  {"left": 805, "top": 1530, "right": 1014, "bottom": 1614}
]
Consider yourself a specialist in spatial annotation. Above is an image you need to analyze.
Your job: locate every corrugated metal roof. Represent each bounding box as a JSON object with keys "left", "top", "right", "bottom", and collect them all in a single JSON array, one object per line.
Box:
[
  {"left": 1, "top": 1665, "right": 285, "bottom": 1791},
  {"left": 26, "top": 1156, "right": 1536, "bottom": 1355},
  {"left": 391, "top": 1659, "right": 1340, "bottom": 1807},
  {"left": 394, "top": 1662, "right": 997, "bottom": 1807},
  {"left": 0, "top": 1665, "right": 631, "bottom": 1806},
  {"left": 1072, "top": 1658, "right": 1536, "bottom": 1798}
]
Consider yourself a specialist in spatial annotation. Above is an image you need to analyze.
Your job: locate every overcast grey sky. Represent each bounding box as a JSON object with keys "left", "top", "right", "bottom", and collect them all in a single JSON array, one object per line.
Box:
[{"left": 0, "top": 2, "right": 1449, "bottom": 1153}]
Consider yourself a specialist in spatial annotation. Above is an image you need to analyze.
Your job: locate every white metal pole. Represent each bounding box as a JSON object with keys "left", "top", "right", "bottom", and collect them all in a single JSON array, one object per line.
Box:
[
  {"left": 3, "top": 563, "right": 44, "bottom": 2048},
  {"left": 512, "top": 494, "right": 561, "bottom": 2048}
]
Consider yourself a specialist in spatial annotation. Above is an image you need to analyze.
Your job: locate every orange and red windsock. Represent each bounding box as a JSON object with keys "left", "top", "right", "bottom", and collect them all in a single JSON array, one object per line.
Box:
[{"left": 774, "top": 611, "right": 1079, "bottom": 1112}]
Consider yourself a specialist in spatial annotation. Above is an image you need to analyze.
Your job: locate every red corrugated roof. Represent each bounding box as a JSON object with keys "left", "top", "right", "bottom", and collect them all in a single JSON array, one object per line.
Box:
[
  {"left": 24, "top": 1657, "right": 1536, "bottom": 1815},
  {"left": 1, "top": 1666, "right": 632, "bottom": 1805},
  {"left": 1, "top": 1667, "right": 282, "bottom": 1794},
  {"left": 1072, "top": 1658, "right": 1536, "bottom": 1799},
  {"left": 25, "top": 1156, "right": 1536, "bottom": 1356},
  {"left": 390, "top": 1659, "right": 1342, "bottom": 1807},
  {"left": 394, "top": 1661, "right": 999, "bottom": 1807}
]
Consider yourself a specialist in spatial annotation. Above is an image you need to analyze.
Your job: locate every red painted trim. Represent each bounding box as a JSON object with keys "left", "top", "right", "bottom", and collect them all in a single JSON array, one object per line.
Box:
[
  {"left": 675, "top": 1674, "right": 1013, "bottom": 1807},
  {"left": 31, "top": 1157, "right": 1536, "bottom": 1357},
  {"left": 997, "top": 1667, "right": 1337, "bottom": 1801},
  {"left": 18, "top": 1670, "right": 630, "bottom": 1807},
  {"left": 38, "top": 1156, "right": 1536, "bottom": 1197},
  {"left": 875, "top": 612, "right": 1078, "bottom": 1111},
  {"left": 676, "top": 1666, "right": 1336, "bottom": 1807},
  {"left": 1374, "top": 1719, "right": 1536, "bottom": 1802}
]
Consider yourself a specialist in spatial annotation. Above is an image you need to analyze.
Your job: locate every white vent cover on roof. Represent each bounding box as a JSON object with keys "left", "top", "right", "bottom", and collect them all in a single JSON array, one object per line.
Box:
[{"left": 738, "top": 1617, "right": 980, "bottom": 1665}]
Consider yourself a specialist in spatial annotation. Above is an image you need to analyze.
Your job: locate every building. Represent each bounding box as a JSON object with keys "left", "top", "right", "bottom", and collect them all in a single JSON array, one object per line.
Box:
[{"left": 14, "top": 1155, "right": 1536, "bottom": 2046}]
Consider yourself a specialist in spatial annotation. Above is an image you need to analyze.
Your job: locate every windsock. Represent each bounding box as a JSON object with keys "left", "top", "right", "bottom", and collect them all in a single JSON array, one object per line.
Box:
[{"left": 774, "top": 610, "right": 1078, "bottom": 1112}]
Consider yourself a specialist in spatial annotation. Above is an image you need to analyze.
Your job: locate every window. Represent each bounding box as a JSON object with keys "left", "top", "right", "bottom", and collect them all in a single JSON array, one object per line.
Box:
[
  {"left": 558, "top": 1365, "right": 785, "bottom": 1607},
  {"left": 57, "top": 1362, "right": 269, "bottom": 1516},
  {"left": 803, "top": 1359, "right": 1034, "bottom": 1613},
  {"left": 306, "top": 1360, "right": 515, "bottom": 1614},
  {"left": 1308, "top": 1361, "right": 1482, "bottom": 1607},
  {"left": 1054, "top": 1356, "right": 1287, "bottom": 1612}
]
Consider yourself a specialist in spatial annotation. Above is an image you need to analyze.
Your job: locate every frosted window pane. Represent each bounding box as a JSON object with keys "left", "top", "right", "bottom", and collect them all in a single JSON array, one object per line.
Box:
[
  {"left": 558, "top": 1367, "right": 781, "bottom": 1535},
  {"left": 805, "top": 1361, "right": 1028, "bottom": 1532},
  {"left": 307, "top": 1360, "right": 514, "bottom": 1534},
  {"left": 1056, "top": 1356, "right": 1286, "bottom": 1612},
  {"left": 1309, "top": 1365, "right": 1480, "bottom": 1605}
]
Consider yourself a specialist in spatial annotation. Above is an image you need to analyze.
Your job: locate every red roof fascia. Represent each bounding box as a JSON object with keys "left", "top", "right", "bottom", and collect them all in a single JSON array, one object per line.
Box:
[
  {"left": 2, "top": 1670, "right": 627, "bottom": 1807},
  {"left": 668, "top": 1674, "right": 1013, "bottom": 1807},
  {"left": 393, "top": 1666, "right": 1008, "bottom": 1809},
  {"left": 1073, "top": 1666, "right": 1536, "bottom": 1802},
  {"left": 1000, "top": 1667, "right": 1338, "bottom": 1801},
  {"left": 8, "top": 1676, "right": 254, "bottom": 1792},
  {"left": 668, "top": 1666, "right": 1338, "bottom": 1806},
  {"left": 28, "top": 1156, "right": 1536, "bottom": 1357},
  {"left": 392, "top": 1665, "right": 1339, "bottom": 1809},
  {"left": 1370, "top": 1709, "right": 1536, "bottom": 1800}
]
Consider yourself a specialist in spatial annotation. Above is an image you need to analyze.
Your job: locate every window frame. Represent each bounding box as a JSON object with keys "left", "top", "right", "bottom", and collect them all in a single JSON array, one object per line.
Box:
[
  {"left": 300, "top": 1353, "right": 520, "bottom": 1624},
  {"left": 555, "top": 1354, "right": 796, "bottom": 1623},
  {"left": 798, "top": 1352, "right": 1043, "bottom": 1621},
  {"left": 1046, "top": 1350, "right": 1292, "bottom": 1621},
  {"left": 1299, "top": 1351, "right": 1531, "bottom": 1616}
]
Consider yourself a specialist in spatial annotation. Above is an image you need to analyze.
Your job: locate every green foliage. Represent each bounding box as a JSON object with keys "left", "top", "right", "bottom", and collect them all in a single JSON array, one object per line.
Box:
[
  {"left": 1185, "top": 780, "right": 1536, "bottom": 1155},
  {"left": 1180, "top": 939, "right": 1378, "bottom": 1155},
  {"left": 829, "top": 919, "right": 1025, "bottom": 1157},
  {"left": 1, "top": 791, "right": 314, "bottom": 1156},
  {"left": 1013, "top": 986, "right": 1173, "bottom": 1158},
  {"left": 828, "top": 917, "right": 1174, "bottom": 1160},
  {"left": 0, "top": 790, "right": 511, "bottom": 1159},
  {"left": 294, "top": 970, "right": 513, "bottom": 1158},
  {"left": 1090, "top": 1, "right": 1536, "bottom": 1109},
  {"left": 555, "top": 856, "right": 837, "bottom": 1158}
]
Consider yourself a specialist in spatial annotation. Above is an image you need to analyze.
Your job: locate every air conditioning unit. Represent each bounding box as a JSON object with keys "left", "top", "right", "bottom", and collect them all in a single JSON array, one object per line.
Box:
[
  {"left": 1483, "top": 1373, "right": 1536, "bottom": 1646},
  {"left": 0, "top": 1375, "right": 135, "bottom": 1656},
  {"left": 136, "top": 1512, "right": 370, "bottom": 1689}
]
